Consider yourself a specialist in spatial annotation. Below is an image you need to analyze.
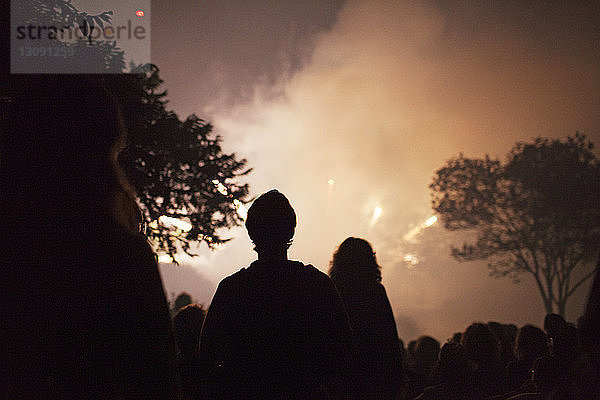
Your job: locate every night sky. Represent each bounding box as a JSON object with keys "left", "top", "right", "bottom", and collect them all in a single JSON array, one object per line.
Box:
[{"left": 149, "top": 0, "right": 600, "bottom": 341}]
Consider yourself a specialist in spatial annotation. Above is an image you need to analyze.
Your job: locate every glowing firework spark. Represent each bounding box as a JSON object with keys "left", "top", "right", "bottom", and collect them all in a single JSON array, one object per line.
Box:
[
  {"left": 424, "top": 215, "right": 437, "bottom": 227},
  {"left": 403, "top": 253, "right": 419, "bottom": 269},
  {"left": 369, "top": 205, "right": 383, "bottom": 226},
  {"left": 373, "top": 206, "right": 382, "bottom": 220},
  {"left": 158, "top": 254, "right": 173, "bottom": 263},
  {"left": 400, "top": 215, "right": 438, "bottom": 268},
  {"left": 403, "top": 215, "right": 438, "bottom": 242},
  {"left": 158, "top": 216, "right": 193, "bottom": 232}
]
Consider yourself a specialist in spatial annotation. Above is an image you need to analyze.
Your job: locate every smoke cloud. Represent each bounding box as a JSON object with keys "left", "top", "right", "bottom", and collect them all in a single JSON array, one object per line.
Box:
[{"left": 157, "top": 0, "right": 599, "bottom": 340}]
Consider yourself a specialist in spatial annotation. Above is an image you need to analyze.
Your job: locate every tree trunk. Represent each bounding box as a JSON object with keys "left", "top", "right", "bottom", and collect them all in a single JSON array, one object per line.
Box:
[
  {"left": 557, "top": 296, "right": 566, "bottom": 317},
  {"left": 558, "top": 304, "right": 566, "bottom": 317}
]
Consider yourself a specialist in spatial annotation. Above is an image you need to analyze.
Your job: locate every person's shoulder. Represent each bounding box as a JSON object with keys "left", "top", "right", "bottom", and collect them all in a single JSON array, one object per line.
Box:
[
  {"left": 296, "top": 261, "right": 321, "bottom": 273},
  {"left": 291, "top": 262, "right": 341, "bottom": 294},
  {"left": 226, "top": 267, "right": 248, "bottom": 279},
  {"left": 290, "top": 261, "right": 330, "bottom": 279},
  {"left": 217, "top": 266, "right": 249, "bottom": 288}
]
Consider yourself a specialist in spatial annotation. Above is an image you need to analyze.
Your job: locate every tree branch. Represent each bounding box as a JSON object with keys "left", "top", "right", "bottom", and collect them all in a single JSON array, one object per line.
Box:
[
  {"left": 516, "top": 250, "right": 550, "bottom": 311},
  {"left": 567, "top": 263, "right": 599, "bottom": 297}
]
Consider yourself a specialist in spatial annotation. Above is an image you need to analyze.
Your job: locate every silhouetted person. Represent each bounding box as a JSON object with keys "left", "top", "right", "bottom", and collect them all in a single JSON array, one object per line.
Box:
[
  {"left": 199, "top": 190, "right": 352, "bottom": 399},
  {"left": 488, "top": 321, "right": 516, "bottom": 368},
  {"left": 416, "top": 342, "right": 483, "bottom": 400},
  {"left": 507, "top": 325, "right": 549, "bottom": 391},
  {"left": 406, "top": 335, "right": 441, "bottom": 399},
  {"left": 0, "top": 76, "right": 179, "bottom": 399},
  {"left": 505, "top": 324, "right": 519, "bottom": 359},
  {"left": 575, "top": 256, "right": 600, "bottom": 399},
  {"left": 328, "top": 237, "right": 404, "bottom": 400},
  {"left": 450, "top": 332, "right": 463, "bottom": 345},
  {"left": 543, "top": 313, "right": 567, "bottom": 350},
  {"left": 574, "top": 256, "right": 600, "bottom": 399},
  {"left": 506, "top": 356, "right": 573, "bottom": 400},
  {"left": 174, "top": 304, "right": 206, "bottom": 359},
  {"left": 173, "top": 292, "right": 194, "bottom": 315},
  {"left": 553, "top": 323, "right": 578, "bottom": 363},
  {"left": 173, "top": 304, "right": 206, "bottom": 400},
  {"left": 407, "top": 339, "right": 418, "bottom": 361},
  {"left": 461, "top": 323, "right": 507, "bottom": 396},
  {"left": 541, "top": 313, "right": 581, "bottom": 391}
]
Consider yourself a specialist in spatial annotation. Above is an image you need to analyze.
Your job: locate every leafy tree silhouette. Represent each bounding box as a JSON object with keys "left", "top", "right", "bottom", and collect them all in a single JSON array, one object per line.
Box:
[
  {"left": 431, "top": 133, "right": 600, "bottom": 316},
  {"left": 115, "top": 65, "right": 251, "bottom": 262}
]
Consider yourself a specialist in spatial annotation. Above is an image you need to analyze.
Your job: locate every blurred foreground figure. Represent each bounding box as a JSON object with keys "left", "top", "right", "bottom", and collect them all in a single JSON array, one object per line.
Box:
[
  {"left": 328, "top": 237, "right": 404, "bottom": 400},
  {"left": 199, "top": 190, "right": 352, "bottom": 399},
  {"left": 576, "top": 256, "right": 600, "bottom": 399},
  {"left": 0, "top": 77, "right": 179, "bottom": 399}
]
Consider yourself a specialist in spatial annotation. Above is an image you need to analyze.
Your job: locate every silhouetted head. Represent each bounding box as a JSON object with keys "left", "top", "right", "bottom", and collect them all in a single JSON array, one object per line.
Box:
[
  {"left": 544, "top": 313, "right": 567, "bottom": 339},
  {"left": 406, "top": 340, "right": 417, "bottom": 365},
  {"left": 487, "top": 322, "right": 506, "bottom": 343},
  {"left": 505, "top": 324, "right": 518, "bottom": 344},
  {"left": 413, "top": 335, "right": 441, "bottom": 374},
  {"left": 328, "top": 237, "right": 382, "bottom": 284},
  {"left": 553, "top": 323, "right": 578, "bottom": 362},
  {"left": 1, "top": 75, "right": 141, "bottom": 232},
  {"left": 461, "top": 323, "right": 500, "bottom": 367},
  {"left": 173, "top": 304, "right": 206, "bottom": 358},
  {"left": 174, "top": 292, "right": 193, "bottom": 312},
  {"left": 451, "top": 332, "right": 463, "bottom": 344},
  {"left": 487, "top": 322, "right": 517, "bottom": 365},
  {"left": 245, "top": 190, "right": 296, "bottom": 254},
  {"left": 2, "top": 77, "right": 125, "bottom": 162},
  {"left": 437, "top": 342, "right": 477, "bottom": 384},
  {"left": 515, "top": 325, "right": 548, "bottom": 362}
]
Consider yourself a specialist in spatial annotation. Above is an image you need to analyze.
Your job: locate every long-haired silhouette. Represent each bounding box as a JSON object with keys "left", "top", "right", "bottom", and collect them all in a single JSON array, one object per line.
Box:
[
  {"left": 1, "top": 76, "right": 179, "bottom": 399},
  {"left": 328, "top": 237, "right": 404, "bottom": 400}
]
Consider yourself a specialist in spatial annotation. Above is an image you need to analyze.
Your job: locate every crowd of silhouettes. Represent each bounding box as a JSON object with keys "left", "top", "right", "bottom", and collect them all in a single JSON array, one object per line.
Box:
[
  {"left": 2, "top": 75, "right": 599, "bottom": 399},
  {"left": 172, "top": 240, "right": 600, "bottom": 400},
  {"left": 172, "top": 190, "right": 600, "bottom": 400}
]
